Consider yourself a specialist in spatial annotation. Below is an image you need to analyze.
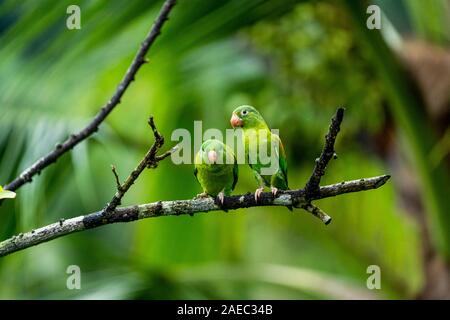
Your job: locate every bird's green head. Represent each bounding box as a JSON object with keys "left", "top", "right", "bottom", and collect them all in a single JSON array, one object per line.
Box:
[
  {"left": 197, "top": 139, "right": 230, "bottom": 165},
  {"left": 230, "top": 105, "right": 268, "bottom": 130}
]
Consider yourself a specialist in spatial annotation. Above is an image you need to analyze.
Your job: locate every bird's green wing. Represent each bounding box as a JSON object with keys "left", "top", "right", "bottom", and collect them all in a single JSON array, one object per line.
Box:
[
  {"left": 273, "top": 133, "right": 288, "bottom": 187},
  {"left": 223, "top": 143, "right": 239, "bottom": 191}
]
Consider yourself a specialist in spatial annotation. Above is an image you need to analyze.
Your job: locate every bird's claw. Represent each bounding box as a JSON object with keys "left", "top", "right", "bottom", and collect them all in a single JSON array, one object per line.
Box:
[
  {"left": 217, "top": 191, "right": 225, "bottom": 205},
  {"left": 271, "top": 187, "right": 279, "bottom": 197},
  {"left": 195, "top": 192, "right": 209, "bottom": 199},
  {"left": 254, "top": 187, "right": 264, "bottom": 202}
]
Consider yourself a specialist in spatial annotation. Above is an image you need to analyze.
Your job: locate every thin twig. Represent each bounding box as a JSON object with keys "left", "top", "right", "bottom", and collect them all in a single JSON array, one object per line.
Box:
[
  {"left": 103, "top": 117, "right": 171, "bottom": 216},
  {"left": 111, "top": 165, "right": 122, "bottom": 191},
  {"left": 2, "top": 0, "right": 177, "bottom": 193},
  {"left": 0, "top": 175, "right": 390, "bottom": 258},
  {"left": 300, "top": 203, "right": 332, "bottom": 225}
]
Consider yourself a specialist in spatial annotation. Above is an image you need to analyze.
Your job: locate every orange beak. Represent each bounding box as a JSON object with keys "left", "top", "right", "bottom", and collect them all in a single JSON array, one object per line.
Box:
[
  {"left": 207, "top": 150, "right": 218, "bottom": 164},
  {"left": 230, "top": 113, "right": 243, "bottom": 128}
]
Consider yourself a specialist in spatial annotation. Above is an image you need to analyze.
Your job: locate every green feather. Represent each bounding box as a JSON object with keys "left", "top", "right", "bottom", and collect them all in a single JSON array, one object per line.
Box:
[
  {"left": 194, "top": 139, "right": 238, "bottom": 197},
  {"left": 232, "top": 105, "right": 289, "bottom": 190}
]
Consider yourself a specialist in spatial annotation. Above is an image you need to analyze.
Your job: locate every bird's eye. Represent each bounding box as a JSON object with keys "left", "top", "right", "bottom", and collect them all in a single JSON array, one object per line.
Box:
[{"left": 241, "top": 110, "right": 248, "bottom": 116}]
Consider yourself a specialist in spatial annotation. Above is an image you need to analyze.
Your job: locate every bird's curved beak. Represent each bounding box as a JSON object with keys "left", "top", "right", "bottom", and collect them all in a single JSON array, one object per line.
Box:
[
  {"left": 230, "top": 113, "right": 243, "bottom": 128},
  {"left": 207, "top": 150, "right": 218, "bottom": 164}
]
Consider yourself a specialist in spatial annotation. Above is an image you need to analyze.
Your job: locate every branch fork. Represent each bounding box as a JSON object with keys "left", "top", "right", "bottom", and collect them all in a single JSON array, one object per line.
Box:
[
  {"left": 0, "top": 174, "right": 390, "bottom": 257},
  {"left": 299, "top": 107, "right": 346, "bottom": 223},
  {"left": 103, "top": 117, "right": 175, "bottom": 217}
]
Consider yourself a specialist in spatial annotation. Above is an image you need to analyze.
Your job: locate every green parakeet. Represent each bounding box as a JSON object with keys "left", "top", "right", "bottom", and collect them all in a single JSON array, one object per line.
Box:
[
  {"left": 230, "top": 105, "right": 289, "bottom": 202},
  {"left": 194, "top": 139, "right": 238, "bottom": 204}
]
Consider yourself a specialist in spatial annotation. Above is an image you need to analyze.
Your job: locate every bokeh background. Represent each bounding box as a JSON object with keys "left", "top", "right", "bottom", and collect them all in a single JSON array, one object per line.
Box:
[{"left": 0, "top": 0, "right": 449, "bottom": 299}]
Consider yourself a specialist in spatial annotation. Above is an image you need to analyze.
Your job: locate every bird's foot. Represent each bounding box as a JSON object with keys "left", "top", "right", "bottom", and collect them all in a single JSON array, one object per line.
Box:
[
  {"left": 195, "top": 192, "right": 209, "bottom": 199},
  {"left": 216, "top": 191, "right": 228, "bottom": 212},
  {"left": 217, "top": 191, "right": 225, "bottom": 205},
  {"left": 254, "top": 187, "right": 264, "bottom": 202},
  {"left": 271, "top": 186, "right": 279, "bottom": 197}
]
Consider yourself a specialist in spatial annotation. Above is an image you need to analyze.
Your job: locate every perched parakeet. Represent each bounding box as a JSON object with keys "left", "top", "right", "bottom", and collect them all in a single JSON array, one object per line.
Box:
[
  {"left": 194, "top": 139, "right": 238, "bottom": 204},
  {"left": 230, "top": 105, "right": 289, "bottom": 202}
]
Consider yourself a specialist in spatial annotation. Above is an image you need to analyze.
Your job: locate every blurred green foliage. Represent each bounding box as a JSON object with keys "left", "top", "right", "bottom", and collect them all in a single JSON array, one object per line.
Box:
[{"left": 0, "top": 0, "right": 448, "bottom": 299}]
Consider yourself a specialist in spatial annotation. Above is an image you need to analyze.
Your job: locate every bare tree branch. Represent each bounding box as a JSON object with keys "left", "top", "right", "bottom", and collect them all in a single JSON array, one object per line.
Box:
[
  {"left": 296, "top": 107, "right": 346, "bottom": 223},
  {"left": 0, "top": 106, "right": 391, "bottom": 258},
  {"left": 0, "top": 175, "right": 390, "bottom": 258},
  {"left": 2, "top": 0, "right": 177, "bottom": 193},
  {"left": 305, "top": 107, "right": 344, "bottom": 197},
  {"left": 104, "top": 117, "right": 173, "bottom": 216}
]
